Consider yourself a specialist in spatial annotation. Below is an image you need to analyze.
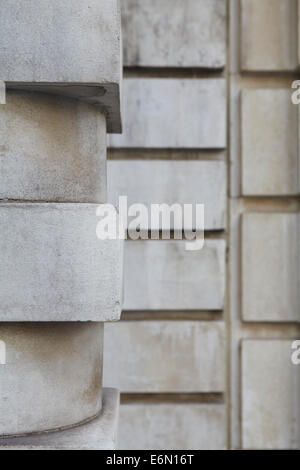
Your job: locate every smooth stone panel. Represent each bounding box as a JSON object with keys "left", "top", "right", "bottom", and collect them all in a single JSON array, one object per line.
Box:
[
  {"left": 0, "top": 91, "right": 107, "bottom": 203},
  {"left": 242, "top": 89, "right": 298, "bottom": 196},
  {"left": 242, "top": 340, "right": 300, "bottom": 449},
  {"left": 242, "top": 213, "right": 299, "bottom": 322},
  {"left": 108, "top": 160, "right": 226, "bottom": 230},
  {"left": 0, "top": 323, "right": 103, "bottom": 437},
  {"left": 118, "top": 403, "right": 226, "bottom": 450},
  {"left": 0, "top": 388, "right": 119, "bottom": 449},
  {"left": 0, "top": 0, "right": 122, "bottom": 132},
  {"left": 122, "top": 0, "right": 226, "bottom": 68},
  {"left": 109, "top": 79, "right": 226, "bottom": 149},
  {"left": 241, "top": 0, "right": 298, "bottom": 71},
  {"left": 123, "top": 240, "right": 225, "bottom": 310},
  {"left": 104, "top": 321, "right": 225, "bottom": 392},
  {"left": 0, "top": 203, "right": 123, "bottom": 321}
]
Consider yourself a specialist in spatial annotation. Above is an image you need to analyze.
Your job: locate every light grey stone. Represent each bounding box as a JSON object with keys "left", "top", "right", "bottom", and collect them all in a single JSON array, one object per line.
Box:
[
  {"left": 109, "top": 79, "right": 226, "bottom": 149},
  {"left": 0, "top": 323, "right": 103, "bottom": 437},
  {"left": 0, "top": 388, "right": 119, "bottom": 449},
  {"left": 108, "top": 160, "right": 226, "bottom": 230},
  {"left": 242, "top": 213, "right": 299, "bottom": 322},
  {"left": 241, "top": 0, "right": 298, "bottom": 71},
  {"left": 104, "top": 321, "right": 225, "bottom": 393},
  {"left": 123, "top": 240, "right": 225, "bottom": 310},
  {"left": 118, "top": 403, "right": 226, "bottom": 450},
  {"left": 242, "top": 89, "right": 298, "bottom": 196},
  {"left": 122, "top": 0, "right": 226, "bottom": 68},
  {"left": 0, "top": 91, "right": 107, "bottom": 202},
  {"left": 242, "top": 340, "right": 300, "bottom": 449},
  {"left": 0, "top": 203, "right": 123, "bottom": 321},
  {"left": 0, "top": 0, "right": 122, "bottom": 132}
]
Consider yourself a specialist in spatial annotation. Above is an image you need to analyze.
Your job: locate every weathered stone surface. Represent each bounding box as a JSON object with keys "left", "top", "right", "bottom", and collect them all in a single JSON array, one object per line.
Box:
[
  {"left": 108, "top": 160, "right": 226, "bottom": 230},
  {"left": 0, "top": 323, "right": 103, "bottom": 437},
  {"left": 122, "top": 0, "right": 226, "bottom": 68},
  {"left": 0, "top": 388, "right": 119, "bottom": 449},
  {"left": 242, "top": 340, "right": 300, "bottom": 449},
  {"left": 0, "top": 91, "right": 107, "bottom": 202},
  {"left": 242, "top": 89, "right": 298, "bottom": 196},
  {"left": 242, "top": 213, "right": 299, "bottom": 322},
  {"left": 241, "top": 0, "right": 298, "bottom": 71},
  {"left": 123, "top": 240, "right": 225, "bottom": 310},
  {"left": 0, "top": 0, "right": 122, "bottom": 132},
  {"left": 118, "top": 403, "right": 226, "bottom": 450},
  {"left": 104, "top": 321, "right": 225, "bottom": 392},
  {"left": 109, "top": 79, "right": 226, "bottom": 148},
  {"left": 0, "top": 203, "right": 123, "bottom": 321}
]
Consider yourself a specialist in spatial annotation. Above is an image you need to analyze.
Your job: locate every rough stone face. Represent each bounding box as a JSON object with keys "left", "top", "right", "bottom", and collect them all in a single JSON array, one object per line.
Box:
[
  {"left": 0, "top": 323, "right": 103, "bottom": 437},
  {"left": 108, "top": 160, "right": 226, "bottom": 230},
  {"left": 242, "top": 89, "right": 298, "bottom": 196},
  {"left": 242, "top": 213, "right": 299, "bottom": 322},
  {"left": 109, "top": 79, "right": 226, "bottom": 148},
  {"left": 0, "top": 203, "right": 123, "bottom": 321},
  {"left": 118, "top": 403, "right": 226, "bottom": 450},
  {"left": 242, "top": 340, "right": 300, "bottom": 449},
  {"left": 0, "top": 388, "right": 119, "bottom": 449},
  {"left": 241, "top": 0, "right": 298, "bottom": 71},
  {"left": 123, "top": 240, "right": 225, "bottom": 310},
  {"left": 122, "top": 0, "right": 226, "bottom": 68},
  {"left": 0, "top": 0, "right": 122, "bottom": 132},
  {"left": 0, "top": 91, "right": 107, "bottom": 202},
  {"left": 104, "top": 321, "right": 225, "bottom": 392}
]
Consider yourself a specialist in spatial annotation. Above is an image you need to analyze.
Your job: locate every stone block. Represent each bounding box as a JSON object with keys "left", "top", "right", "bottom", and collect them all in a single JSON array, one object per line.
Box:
[
  {"left": 123, "top": 240, "right": 225, "bottom": 310},
  {"left": 104, "top": 321, "right": 225, "bottom": 392},
  {"left": 0, "top": 203, "right": 123, "bottom": 321},
  {"left": 109, "top": 79, "right": 226, "bottom": 149},
  {"left": 242, "top": 213, "right": 299, "bottom": 322},
  {"left": 122, "top": 0, "right": 226, "bottom": 68},
  {"left": 108, "top": 159, "right": 226, "bottom": 230},
  {"left": 242, "top": 89, "right": 298, "bottom": 196},
  {"left": 0, "top": 91, "right": 107, "bottom": 203},
  {"left": 242, "top": 340, "right": 300, "bottom": 449}
]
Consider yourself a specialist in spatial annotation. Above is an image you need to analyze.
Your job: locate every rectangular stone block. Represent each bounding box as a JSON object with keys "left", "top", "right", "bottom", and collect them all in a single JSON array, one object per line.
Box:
[
  {"left": 0, "top": 204, "right": 123, "bottom": 322},
  {"left": 109, "top": 79, "right": 226, "bottom": 149},
  {"left": 242, "top": 89, "right": 298, "bottom": 196},
  {"left": 0, "top": 0, "right": 122, "bottom": 132},
  {"left": 118, "top": 403, "right": 226, "bottom": 450},
  {"left": 104, "top": 321, "right": 225, "bottom": 392},
  {"left": 242, "top": 213, "right": 299, "bottom": 322},
  {"left": 241, "top": 0, "right": 298, "bottom": 71},
  {"left": 0, "top": 91, "right": 107, "bottom": 203},
  {"left": 108, "top": 160, "right": 226, "bottom": 230},
  {"left": 242, "top": 340, "right": 300, "bottom": 449},
  {"left": 123, "top": 240, "right": 226, "bottom": 310},
  {"left": 122, "top": 0, "right": 226, "bottom": 68}
]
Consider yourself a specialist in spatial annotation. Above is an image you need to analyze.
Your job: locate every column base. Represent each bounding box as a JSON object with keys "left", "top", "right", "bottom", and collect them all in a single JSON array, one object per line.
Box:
[{"left": 0, "top": 388, "right": 120, "bottom": 450}]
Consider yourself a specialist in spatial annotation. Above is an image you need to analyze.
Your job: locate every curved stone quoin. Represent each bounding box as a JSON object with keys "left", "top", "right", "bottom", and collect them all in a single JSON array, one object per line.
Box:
[{"left": 0, "top": 323, "right": 103, "bottom": 437}]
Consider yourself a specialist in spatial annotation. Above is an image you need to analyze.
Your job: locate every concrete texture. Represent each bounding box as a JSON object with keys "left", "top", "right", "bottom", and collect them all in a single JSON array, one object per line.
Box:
[
  {"left": 0, "top": 388, "right": 119, "bottom": 449},
  {"left": 242, "top": 213, "right": 299, "bottom": 322},
  {"left": 104, "top": 321, "right": 225, "bottom": 393},
  {"left": 0, "top": 203, "right": 123, "bottom": 321},
  {"left": 0, "top": 0, "right": 122, "bottom": 132},
  {"left": 241, "top": 0, "right": 298, "bottom": 71},
  {"left": 242, "top": 89, "right": 298, "bottom": 196},
  {"left": 122, "top": 0, "right": 226, "bottom": 68},
  {"left": 118, "top": 403, "right": 226, "bottom": 450},
  {"left": 242, "top": 340, "right": 300, "bottom": 449},
  {"left": 0, "top": 323, "right": 103, "bottom": 437},
  {"left": 109, "top": 79, "right": 226, "bottom": 148},
  {"left": 0, "top": 91, "right": 107, "bottom": 202},
  {"left": 108, "top": 160, "right": 226, "bottom": 230},
  {"left": 123, "top": 240, "right": 225, "bottom": 310}
]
